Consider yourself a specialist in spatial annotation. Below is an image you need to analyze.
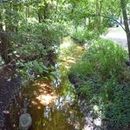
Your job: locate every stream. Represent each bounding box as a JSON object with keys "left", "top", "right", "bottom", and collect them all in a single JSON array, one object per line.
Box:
[{"left": 7, "top": 37, "right": 85, "bottom": 130}]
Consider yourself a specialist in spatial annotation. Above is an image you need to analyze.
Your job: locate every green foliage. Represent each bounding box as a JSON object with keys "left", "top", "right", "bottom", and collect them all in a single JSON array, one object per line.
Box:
[
  {"left": 18, "top": 60, "right": 48, "bottom": 79},
  {"left": 82, "top": 39, "right": 127, "bottom": 78},
  {"left": 69, "top": 39, "right": 130, "bottom": 129},
  {"left": 72, "top": 29, "right": 99, "bottom": 44}
]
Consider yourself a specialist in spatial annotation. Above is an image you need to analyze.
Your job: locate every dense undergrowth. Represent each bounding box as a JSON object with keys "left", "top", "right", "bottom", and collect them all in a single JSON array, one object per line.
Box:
[
  {"left": 10, "top": 22, "right": 67, "bottom": 84},
  {"left": 71, "top": 29, "right": 99, "bottom": 44},
  {"left": 71, "top": 27, "right": 107, "bottom": 44},
  {"left": 69, "top": 39, "right": 130, "bottom": 130}
]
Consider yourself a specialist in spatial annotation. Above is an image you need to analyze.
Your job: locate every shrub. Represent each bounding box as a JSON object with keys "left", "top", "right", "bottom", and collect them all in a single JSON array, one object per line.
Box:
[
  {"left": 13, "top": 22, "right": 64, "bottom": 82},
  {"left": 71, "top": 29, "right": 99, "bottom": 44},
  {"left": 69, "top": 39, "right": 130, "bottom": 129}
]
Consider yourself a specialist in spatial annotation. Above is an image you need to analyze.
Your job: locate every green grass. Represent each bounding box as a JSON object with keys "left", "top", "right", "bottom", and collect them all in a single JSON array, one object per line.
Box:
[{"left": 69, "top": 39, "right": 130, "bottom": 129}]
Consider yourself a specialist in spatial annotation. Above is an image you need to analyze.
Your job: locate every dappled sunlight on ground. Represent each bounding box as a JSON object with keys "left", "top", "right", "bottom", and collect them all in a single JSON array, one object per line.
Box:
[
  {"left": 22, "top": 79, "right": 81, "bottom": 130},
  {"left": 60, "top": 37, "right": 74, "bottom": 49},
  {"left": 36, "top": 94, "right": 57, "bottom": 106},
  {"left": 19, "top": 79, "right": 65, "bottom": 130},
  {"left": 59, "top": 37, "right": 84, "bottom": 70},
  {"left": 31, "top": 80, "right": 58, "bottom": 106}
]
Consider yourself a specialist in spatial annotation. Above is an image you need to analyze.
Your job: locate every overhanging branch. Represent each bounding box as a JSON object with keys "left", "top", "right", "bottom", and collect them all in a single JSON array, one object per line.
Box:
[{"left": 85, "top": 13, "right": 126, "bottom": 32}]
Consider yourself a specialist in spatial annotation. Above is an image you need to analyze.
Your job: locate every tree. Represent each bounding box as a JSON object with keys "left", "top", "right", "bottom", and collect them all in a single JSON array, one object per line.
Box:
[
  {"left": 0, "top": 32, "right": 12, "bottom": 64},
  {"left": 120, "top": 0, "right": 130, "bottom": 59}
]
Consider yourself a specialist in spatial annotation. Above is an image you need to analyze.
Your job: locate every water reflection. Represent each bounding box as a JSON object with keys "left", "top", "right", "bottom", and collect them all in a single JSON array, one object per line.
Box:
[
  {"left": 43, "top": 106, "right": 51, "bottom": 120},
  {"left": 20, "top": 79, "right": 84, "bottom": 130}
]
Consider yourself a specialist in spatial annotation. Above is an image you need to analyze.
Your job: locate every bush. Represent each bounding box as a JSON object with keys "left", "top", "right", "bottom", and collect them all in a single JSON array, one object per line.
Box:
[
  {"left": 13, "top": 22, "right": 64, "bottom": 82},
  {"left": 69, "top": 39, "right": 130, "bottom": 129},
  {"left": 71, "top": 29, "right": 99, "bottom": 44}
]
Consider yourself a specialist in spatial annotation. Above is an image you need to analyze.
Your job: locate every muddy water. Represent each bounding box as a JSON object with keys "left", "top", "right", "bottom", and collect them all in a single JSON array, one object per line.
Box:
[{"left": 21, "top": 77, "right": 84, "bottom": 130}]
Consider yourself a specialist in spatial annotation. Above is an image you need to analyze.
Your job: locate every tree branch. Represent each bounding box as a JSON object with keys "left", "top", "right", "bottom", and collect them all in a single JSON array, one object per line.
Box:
[{"left": 84, "top": 13, "right": 126, "bottom": 32}]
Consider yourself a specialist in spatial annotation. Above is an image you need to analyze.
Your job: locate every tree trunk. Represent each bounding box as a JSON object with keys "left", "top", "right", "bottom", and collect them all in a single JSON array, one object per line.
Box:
[
  {"left": 0, "top": 12, "right": 3, "bottom": 30},
  {"left": 95, "top": 0, "right": 102, "bottom": 32},
  {"left": 0, "top": 32, "right": 12, "bottom": 64},
  {"left": 120, "top": 0, "right": 130, "bottom": 59}
]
